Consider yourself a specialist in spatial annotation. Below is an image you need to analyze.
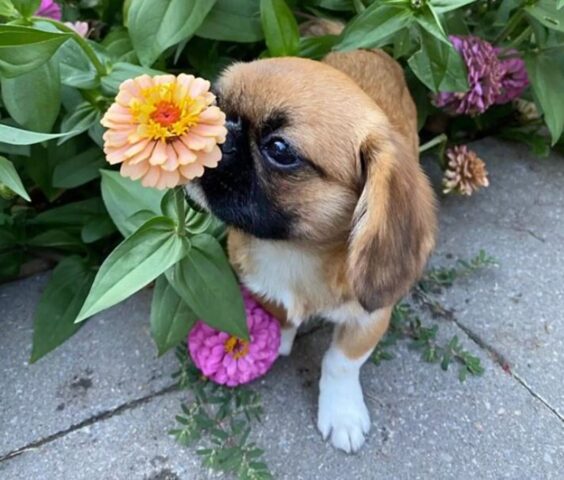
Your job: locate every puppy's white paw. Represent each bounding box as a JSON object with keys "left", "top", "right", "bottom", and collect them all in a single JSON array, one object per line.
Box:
[
  {"left": 278, "top": 325, "right": 297, "bottom": 356},
  {"left": 317, "top": 389, "right": 370, "bottom": 453}
]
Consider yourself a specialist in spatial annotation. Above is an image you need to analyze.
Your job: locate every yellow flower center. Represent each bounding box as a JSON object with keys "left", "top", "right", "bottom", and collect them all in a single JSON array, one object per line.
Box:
[
  {"left": 224, "top": 336, "right": 249, "bottom": 359},
  {"left": 129, "top": 82, "right": 205, "bottom": 142}
]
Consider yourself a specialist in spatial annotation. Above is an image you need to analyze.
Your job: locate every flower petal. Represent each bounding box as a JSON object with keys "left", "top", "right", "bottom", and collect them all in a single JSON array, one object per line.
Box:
[{"left": 148, "top": 141, "right": 168, "bottom": 165}]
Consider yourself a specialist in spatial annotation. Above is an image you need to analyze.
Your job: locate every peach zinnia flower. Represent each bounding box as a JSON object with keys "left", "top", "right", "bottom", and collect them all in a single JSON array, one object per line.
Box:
[{"left": 101, "top": 74, "right": 226, "bottom": 189}]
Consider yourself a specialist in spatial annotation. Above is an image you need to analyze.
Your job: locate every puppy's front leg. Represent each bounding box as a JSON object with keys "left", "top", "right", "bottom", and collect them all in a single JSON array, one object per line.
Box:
[{"left": 318, "top": 307, "right": 391, "bottom": 453}]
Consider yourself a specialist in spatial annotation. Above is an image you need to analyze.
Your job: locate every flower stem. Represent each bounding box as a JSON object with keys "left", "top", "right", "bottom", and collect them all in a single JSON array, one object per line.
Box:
[
  {"left": 32, "top": 16, "right": 107, "bottom": 77},
  {"left": 419, "top": 134, "right": 448, "bottom": 154}
]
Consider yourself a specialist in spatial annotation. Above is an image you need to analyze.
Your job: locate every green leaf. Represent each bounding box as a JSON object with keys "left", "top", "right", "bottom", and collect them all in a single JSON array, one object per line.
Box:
[
  {"left": 408, "top": 28, "right": 468, "bottom": 93},
  {"left": 260, "top": 0, "right": 299, "bottom": 57},
  {"left": 298, "top": 35, "right": 338, "bottom": 60},
  {"left": 525, "top": 50, "right": 564, "bottom": 145},
  {"left": 309, "top": 0, "right": 353, "bottom": 11},
  {"left": 101, "top": 62, "right": 162, "bottom": 95},
  {"left": 76, "top": 217, "right": 187, "bottom": 322},
  {"left": 166, "top": 234, "right": 248, "bottom": 340},
  {"left": 150, "top": 275, "right": 198, "bottom": 356},
  {"left": 336, "top": 3, "right": 414, "bottom": 51},
  {"left": 30, "top": 256, "right": 95, "bottom": 363},
  {"left": 128, "top": 0, "right": 217, "bottom": 66},
  {"left": 197, "top": 0, "right": 263, "bottom": 43},
  {"left": 430, "top": 0, "right": 477, "bottom": 14},
  {"left": 100, "top": 169, "right": 165, "bottom": 237},
  {"left": 1, "top": 59, "right": 61, "bottom": 133},
  {"left": 525, "top": 0, "right": 564, "bottom": 33},
  {"left": 415, "top": 4, "right": 450, "bottom": 45},
  {"left": 0, "top": 123, "right": 75, "bottom": 145},
  {"left": 12, "top": 0, "right": 40, "bottom": 17},
  {"left": 0, "top": 25, "right": 71, "bottom": 78},
  {"left": 52, "top": 147, "right": 105, "bottom": 188},
  {"left": 81, "top": 215, "right": 117, "bottom": 243},
  {"left": 101, "top": 27, "right": 137, "bottom": 62},
  {"left": 0, "top": 249, "right": 23, "bottom": 281},
  {"left": 27, "top": 229, "right": 83, "bottom": 251},
  {"left": 56, "top": 38, "right": 99, "bottom": 90},
  {"left": 59, "top": 101, "right": 100, "bottom": 143},
  {"left": 0, "top": 0, "right": 19, "bottom": 18},
  {"left": 32, "top": 197, "right": 106, "bottom": 226},
  {"left": 0, "top": 156, "right": 30, "bottom": 201},
  {"left": 558, "top": 0, "right": 564, "bottom": 10}
]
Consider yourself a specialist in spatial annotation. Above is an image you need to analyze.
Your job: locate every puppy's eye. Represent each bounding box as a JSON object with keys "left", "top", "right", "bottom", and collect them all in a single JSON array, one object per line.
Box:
[{"left": 260, "top": 137, "right": 301, "bottom": 169}]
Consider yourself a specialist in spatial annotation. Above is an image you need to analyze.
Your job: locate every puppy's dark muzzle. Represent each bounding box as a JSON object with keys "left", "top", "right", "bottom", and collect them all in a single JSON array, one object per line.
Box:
[{"left": 220, "top": 115, "right": 243, "bottom": 160}]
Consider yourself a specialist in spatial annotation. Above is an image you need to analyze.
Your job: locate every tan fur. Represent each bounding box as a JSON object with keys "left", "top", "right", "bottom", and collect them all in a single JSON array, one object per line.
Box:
[
  {"left": 336, "top": 307, "right": 392, "bottom": 359},
  {"left": 219, "top": 27, "right": 436, "bottom": 357}
]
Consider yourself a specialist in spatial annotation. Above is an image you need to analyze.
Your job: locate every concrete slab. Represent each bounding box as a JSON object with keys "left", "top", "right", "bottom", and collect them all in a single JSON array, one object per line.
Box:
[
  {"left": 430, "top": 138, "right": 564, "bottom": 416},
  {"left": 1, "top": 325, "right": 563, "bottom": 480},
  {"left": 0, "top": 274, "right": 177, "bottom": 458}
]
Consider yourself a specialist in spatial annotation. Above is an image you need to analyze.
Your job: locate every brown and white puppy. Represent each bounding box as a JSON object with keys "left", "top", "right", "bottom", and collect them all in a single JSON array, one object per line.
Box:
[{"left": 186, "top": 29, "right": 437, "bottom": 453}]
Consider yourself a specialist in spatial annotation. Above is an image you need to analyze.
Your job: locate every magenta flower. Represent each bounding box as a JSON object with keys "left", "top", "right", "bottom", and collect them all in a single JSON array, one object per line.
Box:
[
  {"left": 495, "top": 49, "right": 529, "bottom": 104},
  {"left": 35, "top": 0, "right": 62, "bottom": 20},
  {"left": 434, "top": 35, "right": 503, "bottom": 116},
  {"left": 188, "top": 287, "right": 281, "bottom": 387}
]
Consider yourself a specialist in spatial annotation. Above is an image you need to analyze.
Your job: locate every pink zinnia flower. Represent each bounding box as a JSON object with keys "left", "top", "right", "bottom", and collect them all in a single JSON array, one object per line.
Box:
[
  {"left": 434, "top": 35, "right": 503, "bottom": 117},
  {"left": 35, "top": 0, "right": 62, "bottom": 20},
  {"left": 495, "top": 48, "right": 529, "bottom": 104},
  {"left": 101, "top": 74, "right": 227, "bottom": 189},
  {"left": 188, "top": 288, "right": 281, "bottom": 387}
]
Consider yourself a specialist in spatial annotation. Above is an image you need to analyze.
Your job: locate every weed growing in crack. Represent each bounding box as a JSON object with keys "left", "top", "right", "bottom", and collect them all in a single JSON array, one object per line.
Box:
[
  {"left": 371, "top": 251, "right": 496, "bottom": 381},
  {"left": 170, "top": 347, "right": 272, "bottom": 480}
]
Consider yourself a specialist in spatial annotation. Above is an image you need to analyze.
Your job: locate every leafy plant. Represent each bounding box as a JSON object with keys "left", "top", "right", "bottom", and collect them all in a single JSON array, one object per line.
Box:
[
  {"left": 170, "top": 346, "right": 272, "bottom": 479},
  {"left": 0, "top": 0, "right": 560, "bottom": 362}
]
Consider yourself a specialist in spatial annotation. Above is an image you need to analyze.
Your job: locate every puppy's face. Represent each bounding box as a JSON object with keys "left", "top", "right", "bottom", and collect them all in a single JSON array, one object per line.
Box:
[{"left": 190, "top": 58, "right": 385, "bottom": 243}]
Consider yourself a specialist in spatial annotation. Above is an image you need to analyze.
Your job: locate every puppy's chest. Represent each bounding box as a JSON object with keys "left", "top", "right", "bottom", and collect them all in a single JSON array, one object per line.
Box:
[{"left": 237, "top": 241, "right": 334, "bottom": 321}]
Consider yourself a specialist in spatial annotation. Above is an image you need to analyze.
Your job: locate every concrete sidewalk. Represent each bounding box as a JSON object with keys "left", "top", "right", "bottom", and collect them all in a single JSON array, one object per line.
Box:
[{"left": 1, "top": 138, "right": 563, "bottom": 479}]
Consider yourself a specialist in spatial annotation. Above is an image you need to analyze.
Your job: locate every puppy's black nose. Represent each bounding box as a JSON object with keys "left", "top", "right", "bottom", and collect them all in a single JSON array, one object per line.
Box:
[{"left": 221, "top": 115, "right": 243, "bottom": 156}]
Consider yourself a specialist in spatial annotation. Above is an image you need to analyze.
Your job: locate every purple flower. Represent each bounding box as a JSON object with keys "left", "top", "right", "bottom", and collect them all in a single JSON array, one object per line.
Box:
[
  {"left": 35, "top": 0, "right": 62, "bottom": 20},
  {"left": 188, "top": 287, "right": 281, "bottom": 387},
  {"left": 434, "top": 35, "right": 503, "bottom": 117},
  {"left": 495, "top": 48, "right": 529, "bottom": 104}
]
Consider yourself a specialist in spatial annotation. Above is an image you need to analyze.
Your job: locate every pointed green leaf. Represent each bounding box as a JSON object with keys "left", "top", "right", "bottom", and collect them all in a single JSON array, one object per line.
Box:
[
  {"left": 30, "top": 256, "right": 96, "bottom": 363},
  {"left": 196, "top": 0, "right": 263, "bottom": 43},
  {"left": 166, "top": 234, "right": 248, "bottom": 340},
  {"left": 430, "top": 0, "right": 477, "bottom": 13},
  {"left": 0, "top": 156, "right": 30, "bottom": 201},
  {"left": 335, "top": 4, "right": 414, "bottom": 51},
  {"left": 0, "top": 124, "right": 76, "bottom": 145},
  {"left": 128, "top": 0, "right": 217, "bottom": 66},
  {"left": 408, "top": 28, "right": 468, "bottom": 92},
  {"left": 525, "top": 0, "right": 564, "bottom": 33},
  {"left": 415, "top": 4, "right": 450, "bottom": 45},
  {"left": 76, "top": 217, "right": 186, "bottom": 322},
  {"left": 100, "top": 170, "right": 165, "bottom": 237},
  {"left": 0, "top": 25, "right": 71, "bottom": 78},
  {"left": 260, "top": 0, "right": 299, "bottom": 57},
  {"left": 52, "top": 147, "right": 105, "bottom": 188},
  {"left": 150, "top": 275, "right": 198, "bottom": 356},
  {"left": 1, "top": 59, "right": 61, "bottom": 133},
  {"left": 525, "top": 50, "right": 564, "bottom": 145}
]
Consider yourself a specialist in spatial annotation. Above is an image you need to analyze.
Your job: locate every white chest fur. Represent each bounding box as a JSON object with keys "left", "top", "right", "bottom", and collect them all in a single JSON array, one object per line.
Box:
[{"left": 240, "top": 240, "right": 330, "bottom": 324}]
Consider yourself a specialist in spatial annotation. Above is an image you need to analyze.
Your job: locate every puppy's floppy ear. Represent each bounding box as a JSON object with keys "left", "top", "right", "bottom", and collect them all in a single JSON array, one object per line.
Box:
[{"left": 347, "top": 133, "right": 437, "bottom": 311}]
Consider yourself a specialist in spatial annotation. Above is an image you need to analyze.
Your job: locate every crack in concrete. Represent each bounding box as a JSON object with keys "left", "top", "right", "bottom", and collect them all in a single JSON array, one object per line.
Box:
[
  {"left": 451, "top": 317, "right": 564, "bottom": 424},
  {"left": 0, "top": 383, "right": 178, "bottom": 464}
]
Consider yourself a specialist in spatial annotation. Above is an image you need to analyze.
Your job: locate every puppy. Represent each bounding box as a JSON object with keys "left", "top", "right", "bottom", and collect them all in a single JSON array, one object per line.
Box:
[{"left": 186, "top": 26, "right": 436, "bottom": 453}]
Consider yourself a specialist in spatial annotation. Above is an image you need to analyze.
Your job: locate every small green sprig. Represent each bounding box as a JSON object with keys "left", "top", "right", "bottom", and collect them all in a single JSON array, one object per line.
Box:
[
  {"left": 371, "top": 251, "right": 495, "bottom": 380},
  {"left": 371, "top": 303, "right": 484, "bottom": 381},
  {"left": 171, "top": 347, "right": 272, "bottom": 480}
]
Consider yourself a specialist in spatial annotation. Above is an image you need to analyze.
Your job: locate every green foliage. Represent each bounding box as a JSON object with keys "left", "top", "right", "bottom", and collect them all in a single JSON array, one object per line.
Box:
[
  {"left": 0, "top": 0, "right": 561, "bottom": 362},
  {"left": 171, "top": 347, "right": 272, "bottom": 479},
  {"left": 372, "top": 251, "right": 495, "bottom": 381}
]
